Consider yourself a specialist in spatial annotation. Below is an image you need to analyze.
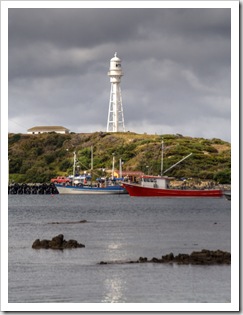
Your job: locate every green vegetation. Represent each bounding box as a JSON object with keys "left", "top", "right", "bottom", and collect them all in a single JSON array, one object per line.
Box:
[{"left": 8, "top": 132, "right": 231, "bottom": 184}]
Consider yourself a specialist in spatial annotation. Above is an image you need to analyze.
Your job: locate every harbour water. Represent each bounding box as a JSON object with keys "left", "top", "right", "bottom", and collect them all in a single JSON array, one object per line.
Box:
[{"left": 8, "top": 194, "right": 231, "bottom": 308}]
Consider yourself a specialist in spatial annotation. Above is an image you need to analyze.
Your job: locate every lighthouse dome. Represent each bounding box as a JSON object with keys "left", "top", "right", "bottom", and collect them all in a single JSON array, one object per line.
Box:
[{"left": 110, "top": 52, "right": 121, "bottom": 62}]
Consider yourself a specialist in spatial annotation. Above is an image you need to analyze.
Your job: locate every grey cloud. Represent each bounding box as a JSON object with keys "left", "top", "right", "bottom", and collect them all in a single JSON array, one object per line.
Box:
[{"left": 8, "top": 9, "right": 152, "bottom": 48}]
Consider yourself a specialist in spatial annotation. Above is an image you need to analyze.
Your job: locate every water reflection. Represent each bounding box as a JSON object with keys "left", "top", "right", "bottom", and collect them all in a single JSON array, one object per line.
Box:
[
  {"left": 108, "top": 243, "right": 120, "bottom": 250},
  {"left": 102, "top": 275, "right": 125, "bottom": 303}
]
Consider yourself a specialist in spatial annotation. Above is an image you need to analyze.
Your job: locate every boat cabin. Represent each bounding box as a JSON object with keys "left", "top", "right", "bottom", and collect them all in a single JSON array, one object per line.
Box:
[
  {"left": 68, "top": 174, "right": 91, "bottom": 185},
  {"left": 140, "top": 175, "right": 173, "bottom": 189}
]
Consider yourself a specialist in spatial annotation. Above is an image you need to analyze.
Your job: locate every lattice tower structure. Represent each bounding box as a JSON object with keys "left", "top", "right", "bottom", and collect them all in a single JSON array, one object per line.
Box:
[{"left": 107, "top": 53, "right": 125, "bottom": 132}]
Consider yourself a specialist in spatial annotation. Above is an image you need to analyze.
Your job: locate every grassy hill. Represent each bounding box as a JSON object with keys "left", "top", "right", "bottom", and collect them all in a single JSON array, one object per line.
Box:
[{"left": 8, "top": 132, "right": 231, "bottom": 184}]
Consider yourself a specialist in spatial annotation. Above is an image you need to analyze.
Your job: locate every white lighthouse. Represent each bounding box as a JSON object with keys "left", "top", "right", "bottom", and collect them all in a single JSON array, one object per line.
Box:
[{"left": 106, "top": 53, "right": 125, "bottom": 132}]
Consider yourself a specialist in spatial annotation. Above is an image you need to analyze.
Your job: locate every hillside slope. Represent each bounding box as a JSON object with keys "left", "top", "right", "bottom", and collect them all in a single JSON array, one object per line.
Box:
[{"left": 8, "top": 132, "right": 231, "bottom": 184}]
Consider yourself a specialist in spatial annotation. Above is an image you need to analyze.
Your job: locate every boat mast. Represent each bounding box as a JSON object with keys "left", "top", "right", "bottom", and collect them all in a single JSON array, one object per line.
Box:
[
  {"left": 90, "top": 146, "right": 93, "bottom": 182},
  {"left": 91, "top": 146, "right": 93, "bottom": 171},
  {"left": 119, "top": 158, "right": 122, "bottom": 178},
  {"left": 8, "top": 159, "right": 10, "bottom": 186},
  {"left": 161, "top": 140, "right": 164, "bottom": 176},
  {"left": 73, "top": 151, "right": 76, "bottom": 185},
  {"left": 112, "top": 153, "right": 115, "bottom": 179}
]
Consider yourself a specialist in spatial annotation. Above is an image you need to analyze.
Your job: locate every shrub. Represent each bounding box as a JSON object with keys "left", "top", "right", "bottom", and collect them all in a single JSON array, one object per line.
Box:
[
  {"left": 9, "top": 134, "right": 21, "bottom": 145},
  {"left": 9, "top": 158, "right": 23, "bottom": 173},
  {"left": 59, "top": 160, "right": 73, "bottom": 172},
  {"left": 44, "top": 154, "right": 56, "bottom": 164},
  {"left": 213, "top": 170, "right": 231, "bottom": 184}
]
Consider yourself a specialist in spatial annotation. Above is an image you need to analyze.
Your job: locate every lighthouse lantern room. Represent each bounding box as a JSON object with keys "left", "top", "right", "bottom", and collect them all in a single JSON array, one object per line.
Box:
[{"left": 106, "top": 53, "right": 125, "bottom": 132}]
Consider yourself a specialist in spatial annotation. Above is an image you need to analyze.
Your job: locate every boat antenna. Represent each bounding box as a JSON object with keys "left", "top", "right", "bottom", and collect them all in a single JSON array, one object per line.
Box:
[
  {"left": 161, "top": 140, "right": 164, "bottom": 176},
  {"left": 91, "top": 146, "right": 93, "bottom": 183},
  {"left": 112, "top": 153, "right": 115, "bottom": 179},
  {"left": 73, "top": 151, "right": 76, "bottom": 185},
  {"left": 119, "top": 158, "right": 123, "bottom": 178},
  {"left": 91, "top": 146, "right": 93, "bottom": 171},
  {"left": 163, "top": 153, "right": 193, "bottom": 175}
]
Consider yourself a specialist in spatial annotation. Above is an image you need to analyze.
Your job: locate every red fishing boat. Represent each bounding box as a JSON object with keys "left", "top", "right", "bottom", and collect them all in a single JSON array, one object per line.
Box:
[
  {"left": 122, "top": 141, "right": 223, "bottom": 197},
  {"left": 122, "top": 175, "right": 223, "bottom": 197}
]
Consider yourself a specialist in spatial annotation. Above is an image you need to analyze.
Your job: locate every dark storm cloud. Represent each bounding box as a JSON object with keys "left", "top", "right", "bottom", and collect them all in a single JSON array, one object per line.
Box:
[
  {"left": 8, "top": 6, "right": 231, "bottom": 141},
  {"left": 8, "top": 9, "right": 151, "bottom": 48},
  {"left": 9, "top": 8, "right": 230, "bottom": 78}
]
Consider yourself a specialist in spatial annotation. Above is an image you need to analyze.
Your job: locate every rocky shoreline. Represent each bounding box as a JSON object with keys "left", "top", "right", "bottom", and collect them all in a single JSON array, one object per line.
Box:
[
  {"left": 32, "top": 234, "right": 85, "bottom": 249},
  {"left": 100, "top": 249, "right": 231, "bottom": 265}
]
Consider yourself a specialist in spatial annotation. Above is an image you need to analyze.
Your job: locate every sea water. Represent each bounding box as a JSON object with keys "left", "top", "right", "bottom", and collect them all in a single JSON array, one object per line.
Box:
[{"left": 8, "top": 195, "right": 231, "bottom": 304}]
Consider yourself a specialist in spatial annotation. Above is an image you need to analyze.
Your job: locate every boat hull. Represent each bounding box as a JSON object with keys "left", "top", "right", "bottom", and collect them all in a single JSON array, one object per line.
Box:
[
  {"left": 122, "top": 182, "right": 223, "bottom": 197},
  {"left": 55, "top": 184, "right": 127, "bottom": 195},
  {"left": 224, "top": 191, "right": 231, "bottom": 200}
]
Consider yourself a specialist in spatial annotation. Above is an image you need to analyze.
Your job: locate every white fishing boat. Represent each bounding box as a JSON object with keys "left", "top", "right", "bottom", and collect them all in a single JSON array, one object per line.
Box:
[
  {"left": 55, "top": 182, "right": 127, "bottom": 195},
  {"left": 55, "top": 148, "right": 127, "bottom": 195}
]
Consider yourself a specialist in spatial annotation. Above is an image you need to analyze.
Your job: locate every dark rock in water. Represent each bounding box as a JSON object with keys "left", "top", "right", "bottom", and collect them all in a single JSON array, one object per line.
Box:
[
  {"left": 187, "top": 249, "right": 231, "bottom": 265},
  {"left": 32, "top": 239, "right": 41, "bottom": 249},
  {"left": 99, "top": 249, "right": 230, "bottom": 265},
  {"left": 49, "top": 220, "right": 87, "bottom": 225},
  {"left": 161, "top": 249, "right": 231, "bottom": 265},
  {"left": 32, "top": 234, "right": 85, "bottom": 250},
  {"left": 32, "top": 239, "right": 50, "bottom": 249},
  {"left": 49, "top": 234, "right": 64, "bottom": 249},
  {"left": 63, "top": 239, "right": 84, "bottom": 248},
  {"left": 161, "top": 252, "right": 174, "bottom": 262},
  {"left": 160, "top": 249, "right": 231, "bottom": 265},
  {"left": 40, "top": 240, "right": 50, "bottom": 249}
]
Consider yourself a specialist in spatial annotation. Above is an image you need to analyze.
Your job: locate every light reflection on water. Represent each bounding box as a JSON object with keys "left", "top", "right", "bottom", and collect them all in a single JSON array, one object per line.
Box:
[{"left": 103, "top": 275, "right": 125, "bottom": 303}]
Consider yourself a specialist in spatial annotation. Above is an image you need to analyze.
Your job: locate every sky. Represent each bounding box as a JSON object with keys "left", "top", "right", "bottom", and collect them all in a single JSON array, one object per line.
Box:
[{"left": 7, "top": 3, "right": 233, "bottom": 141}]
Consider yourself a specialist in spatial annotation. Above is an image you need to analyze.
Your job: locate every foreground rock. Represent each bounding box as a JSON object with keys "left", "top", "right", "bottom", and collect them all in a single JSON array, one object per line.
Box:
[
  {"left": 32, "top": 234, "right": 85, "bottom": 249},
  {"left": 99, "top": 249, "right": 230, "bottom": 265},
  {"left": 48, "top": 220, "right": 87, "bottom": 225}
]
